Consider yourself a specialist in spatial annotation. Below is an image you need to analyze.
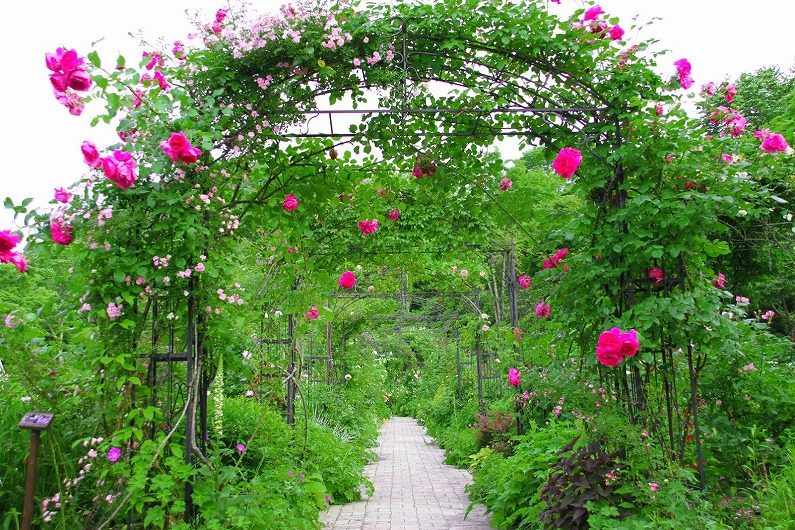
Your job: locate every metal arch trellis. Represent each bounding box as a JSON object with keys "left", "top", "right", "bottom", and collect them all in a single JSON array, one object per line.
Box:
[
  {"left": 267, "top": 17, "right": 615, "bottom": 151},
  {"left": 148, "top": 12, "right": 643, "bottom": 523}
]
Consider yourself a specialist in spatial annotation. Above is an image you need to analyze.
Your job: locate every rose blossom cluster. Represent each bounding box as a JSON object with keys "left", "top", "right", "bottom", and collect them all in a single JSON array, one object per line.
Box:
[
  {"left": 358, "top": 219, "right": 379, "bottom": 235},
  {"left": 674, "top": 58, "right": 694, "bottom": 89},
  {"left": 46, "top": 48, "right": 92, "bottom": 115},
  {"left": 542, "top": 248, "right": 569, "bottom": 269},
  {"left": 581, "top": 5, "right": 623, "bottom": 41},
  {"left": 51, "top": 219, "right": 75, "bottom": 246},
  {"left": 0, "top": 230, "right": 27, "bottom": 273},
  {"left": 305, "top": 305, "right": 320, "bottom": 320},
  {"left": 100, "top": 150, "right": 138, "bottom": 190},
  {"left": 160, "top": 132, "right": 202, "bottom": 164},
  {"left": 518, "top": 274, "right": 532, "bottom": 289},
  {"left": 595, "top": 327, "right": 640, "bottom": 367}
]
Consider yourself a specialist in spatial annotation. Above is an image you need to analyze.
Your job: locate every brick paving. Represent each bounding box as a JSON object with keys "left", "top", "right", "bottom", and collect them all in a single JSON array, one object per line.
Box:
[{"left": 320, "top": 416, "right": 492, "bottom": 530}]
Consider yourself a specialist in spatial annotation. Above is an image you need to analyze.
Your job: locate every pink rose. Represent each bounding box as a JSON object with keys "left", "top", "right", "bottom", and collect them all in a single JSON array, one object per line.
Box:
[
  {"left": 499, "top": 177, "right": 512, "bottom": 191},
  {"left": 50, "top": 219, "right": 74, "bottom": 246},
  {"left": 338, "top": 271, "right": 356, "bottom": 289},
  {"left": 161, "top": 132, "right": 202, "bottom": 164},
  {"left": 282, "top": 194, "right": 299, "bottom": 212},
  {"left": 168, "top": 132, "right": 190, "bottom": 152},
  {"left": 67, "top": 69, "right": 93, "bottom": 92},
  {"left": 107, "top": 447, "right": 121, "bottom": 463},
  {"left": 596, "top": 328, "right": 624, "bottom": 367},
  {"left": 647, "top": 267, "right": 663, "bottom": 285},
  {"left": 760, "top": 132, "right": 789, "bottom": 154},
  {"left": 583, "top": 5, "right": 604, "bottom": 21},
  {"left": 619, "top": 329, "right": 639, "bottom": 357},
  {"left": 358, "top": 219, "right": 379, "bottom": 236},
  {"left": 9, "top": 253, "right": 27, "bottom": 273},
  {"left": 552, "top": 147, "right": 582, "bottom": 179},
  {"left": 595, "top": 327, "right": 639, "bottom": 366},
  {"left": 81, "top": 141, "right": 101, "bottom": 168},
  {"left": 608, "top": 25, "right": 624, "bottom": 41},
  {"left": 725, "top": 83, "right": 737, "bottom": 103},
  {"left": 535, "top": 302, "right": 550, "bottom": 318},
  {"left": 674, "top": 58, "right": 694, "bottom": 90},
  {"left": 518, "top": 275, "right": 532, "bottom": 289},
  {"left": 508, "top": 367, "right": 521, "bottom": 387},
  {"left": 0, "top": 230, "right": 20, "bottom": 254},
  {"left": 387, "top": 208, "right": 400, "bottom": 221},
  {"left": 106, "top": 302, "right": 122, "bottom": 321},
  {"left": 54, "top": 90, "right": 84, "bottom": 116},
  {"left": 712, "top": 272, "right": 726, "bottom": 289},
  {"left": 701, "top": 82, "right": 716, "bottom": 96},
  {"left": 101, "top": 151, "right": 138, "bottom": 190},
  {"left": 305, "top": 305, "right": 319, "bottom": 320},
  {"left": 54, "top": 188, "right": 71, "bottom": 203}
]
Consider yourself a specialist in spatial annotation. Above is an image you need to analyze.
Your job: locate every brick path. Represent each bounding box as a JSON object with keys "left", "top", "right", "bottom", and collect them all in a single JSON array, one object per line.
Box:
[{"left": 320, "top": 416, "right": 492, "bottom": 530}]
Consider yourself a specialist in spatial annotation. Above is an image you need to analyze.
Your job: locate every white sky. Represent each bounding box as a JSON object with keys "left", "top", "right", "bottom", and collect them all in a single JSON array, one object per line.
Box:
[{"left": 2, "top": 0, "right": 794, "bottom": 229}]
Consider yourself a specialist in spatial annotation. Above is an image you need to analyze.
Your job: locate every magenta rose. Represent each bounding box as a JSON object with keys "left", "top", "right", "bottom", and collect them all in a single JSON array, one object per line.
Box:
[
  {"left": 508, "top": 368, "right": 521, "bottom": 387},
  {"left": 552, "top": 147, "right": 582, "bottom": 179},
  {"left": 81, "top": 141, "right": 101, "bottom": 168},
  {"left": 387, "top": 208, "right": 400, "bottom": 222},
  {"left": 518, "top": 275, "right": 532, "bottom": 289},
  {"left": 596, "top": 328, "right": 624, "bottom": 367},
  {"left": 338, "top": 271, "right": 356, "bottom": 289},
  {"left": 54, "top": 188, "right": 71, "bottom": 203},
  {"left": 647, "top": 267, "right": 664, "bottom": 285},
  {"left": 358, "top": 219, "right": 379, "bottom": 236},
  {"left": 674, "top": 58, "right": 694, "bottom": 89},
  {"left": 50, "top": 219, "right": 74, "bottom": 246},
  {"left": 619, "top": 329, "right": 640, "bottom": 358},
  {"left": 535, "top": 302, "right": 550, "bottom": 318},
  {"left": 107, "top": 447, "right": 121, "bottom": 463},
  {"left": 761, "top": 133, "right": 789, "bottom": 154},
  {"left": 282, "top": 194, "right": 299, "bottom": 212},
  {"left": 101, "top": 151, "right": 138, "bottom": 190},
  {"left": 0, "top": 230, "right": 20, "bottom": 254},
  {"left": 608, "top": 25, "right": 624, "bottom": 41}
]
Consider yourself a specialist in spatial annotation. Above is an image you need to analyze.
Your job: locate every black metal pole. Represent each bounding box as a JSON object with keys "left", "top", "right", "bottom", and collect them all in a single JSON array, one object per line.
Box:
[
  {"left": 475, "top": 332, "right": 485, "bottom": 415},
  {"left": 287, "top": 315, "right": 296, "bottom": 426},
  {"left": 687, "top": 343, "right": 706, "bottom": 489},
  {"left": 185, "top": 292, "right": 195, "bottom": 521}
]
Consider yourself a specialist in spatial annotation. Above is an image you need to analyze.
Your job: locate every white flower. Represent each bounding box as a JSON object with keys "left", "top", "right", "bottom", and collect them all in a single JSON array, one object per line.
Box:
[
  {"left": 479, "top": 271, "right": 487, "bottom": 277},
  {"left": 482, "top": 324, "right": 490, "bottom": 332},
  {"left": 242, "top": 350, "right": 252, "bottom": 360},
  {"left": 21, "top": 396, "right": 31, "bottom": 403},
  {"left": 480, "top": 313, "right": 489, "bottom": 320},
  {"left": 344, "top": 373, "right": 352, "bottom": 380},
  {"left": 244, "top": 390, "right": 254, "bottom": 397},
  {"left": 274, "top": 310, "right": 283, "bottom": 317},
  {"left": 737, "top": 209, "right": 748, "bottom": 217},
  {"left": 356, "top": 264, "right": 363, "bottom": 270},
  {"left": 786, "top": 213, "right": 793, "bottom": 222}
]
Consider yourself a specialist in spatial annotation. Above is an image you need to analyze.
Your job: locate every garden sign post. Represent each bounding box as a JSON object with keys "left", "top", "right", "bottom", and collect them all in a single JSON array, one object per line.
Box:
[{"left": 19, "top": 411, "right": 54, "bottom": 530}]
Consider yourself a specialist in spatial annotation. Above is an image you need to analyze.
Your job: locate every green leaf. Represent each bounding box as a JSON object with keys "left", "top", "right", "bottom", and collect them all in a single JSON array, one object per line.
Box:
[{"left": 87, "top": 51, "right": 101, "bottom": 68}]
